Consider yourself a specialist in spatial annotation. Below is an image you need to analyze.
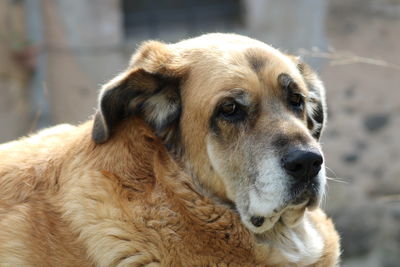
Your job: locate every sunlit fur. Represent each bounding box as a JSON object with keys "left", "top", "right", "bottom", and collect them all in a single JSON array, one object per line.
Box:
[{"left": 0, "top": 33, "right": 340, "bottom": 266}]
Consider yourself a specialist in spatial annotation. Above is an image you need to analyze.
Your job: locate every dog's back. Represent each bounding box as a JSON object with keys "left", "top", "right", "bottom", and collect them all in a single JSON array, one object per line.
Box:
[{"left": 0, "top": 124, "right": 93, "bottom": 266}]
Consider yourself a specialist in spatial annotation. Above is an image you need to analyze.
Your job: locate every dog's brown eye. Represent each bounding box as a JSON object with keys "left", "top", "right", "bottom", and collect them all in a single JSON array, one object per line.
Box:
[
  {"left": 217, "top": 100, "right": 246, "bottom": 122},
  {"left": 288, "top": 93, "right": 303, "bottom": 108},
  {"left": 220, "top": 102, "right": 237, "bottom": 116}
]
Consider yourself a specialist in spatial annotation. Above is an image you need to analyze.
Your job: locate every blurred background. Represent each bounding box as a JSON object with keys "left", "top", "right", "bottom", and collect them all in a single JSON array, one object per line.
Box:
[{"left": 0, "top": 0, "right": 399, "bottom": 266}]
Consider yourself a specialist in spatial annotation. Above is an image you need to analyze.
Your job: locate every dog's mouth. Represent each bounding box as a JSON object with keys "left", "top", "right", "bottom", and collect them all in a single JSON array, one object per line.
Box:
[
  {"left": 240, "top": 180, "right": 321, "bottom": 234},
  {"left": 288, "top": 180, "right": 320, "bottom": 209}
]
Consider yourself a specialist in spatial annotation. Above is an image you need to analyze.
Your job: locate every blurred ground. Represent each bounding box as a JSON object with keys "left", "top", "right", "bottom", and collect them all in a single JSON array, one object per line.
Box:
[{"left": 0, "top": 0, "right": 399, "bottom": 266}]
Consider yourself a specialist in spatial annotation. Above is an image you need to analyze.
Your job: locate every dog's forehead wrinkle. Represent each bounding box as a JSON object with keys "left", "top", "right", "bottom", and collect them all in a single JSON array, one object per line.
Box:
[{"left": 245, "top": 47, "right": 269, "bottom": 73}]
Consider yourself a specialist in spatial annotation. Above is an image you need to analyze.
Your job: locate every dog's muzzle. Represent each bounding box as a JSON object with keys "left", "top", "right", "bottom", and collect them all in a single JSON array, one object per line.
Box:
[{"left": 248, "top": 148, "right": 324, "bottom": 229}]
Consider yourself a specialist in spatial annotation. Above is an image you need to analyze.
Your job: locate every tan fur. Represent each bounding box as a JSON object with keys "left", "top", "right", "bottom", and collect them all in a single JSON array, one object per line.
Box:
[{"left": 0, "top": 33, "right": 340, "bottom": 266}]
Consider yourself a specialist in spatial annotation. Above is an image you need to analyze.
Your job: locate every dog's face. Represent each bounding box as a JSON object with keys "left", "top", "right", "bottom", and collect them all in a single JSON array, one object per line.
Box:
[{"left": 92, "top": 34, "right": 327, "bottom": 234}]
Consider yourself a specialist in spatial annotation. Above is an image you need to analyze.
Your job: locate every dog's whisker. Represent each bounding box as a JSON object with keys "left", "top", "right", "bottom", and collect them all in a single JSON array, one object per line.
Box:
[
  {"left": 322, "top": 182, "right": 328, "bottom": 208},
  {"left": 324, "top": 166, "right": 338, "bottom": 178},
  {"left": 325, "top": 166, "right": 349, "bottom": 183},
  {"left": 326, "top": 176, "right": 348, "bottom": 184}
]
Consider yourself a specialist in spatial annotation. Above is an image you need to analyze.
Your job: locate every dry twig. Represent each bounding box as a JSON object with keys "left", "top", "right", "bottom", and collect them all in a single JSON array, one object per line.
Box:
[{"left": 299, "top": 47, "right": 400, "bottom": 71}]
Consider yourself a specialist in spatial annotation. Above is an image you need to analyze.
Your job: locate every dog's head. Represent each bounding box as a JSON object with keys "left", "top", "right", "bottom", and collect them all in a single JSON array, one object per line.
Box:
[{"left": 92, "top": 33, "right": 327, "bottom": 234}]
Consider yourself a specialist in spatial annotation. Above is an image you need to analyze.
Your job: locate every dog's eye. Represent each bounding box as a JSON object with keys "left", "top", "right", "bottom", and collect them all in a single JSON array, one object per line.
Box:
[
  {"left": 288, "top": 93, "right": 304, "bottom": 109},
  {"left": 218, "top": 100, "right": 245, "bottom": 122},
  {"left": 220, "top": 102, "right": 237, "bottom": 116}
]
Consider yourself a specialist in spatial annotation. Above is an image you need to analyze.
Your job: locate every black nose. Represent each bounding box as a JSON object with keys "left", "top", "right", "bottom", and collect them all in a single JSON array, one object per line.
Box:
[
  {"left": 250, "top": 216, "right": 265, "bottom": 227},
  {"left": 282, "top": 149, "right": 323, "bottom": 181}
]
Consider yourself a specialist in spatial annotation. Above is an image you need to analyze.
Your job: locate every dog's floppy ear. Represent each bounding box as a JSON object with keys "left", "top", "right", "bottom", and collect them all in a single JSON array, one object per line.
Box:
[
  {"left": 290, "top": 57, "right": 327, "bottom": 140},
  {"left": 92, "top": 41, "right": 183, "bottom": 144}
]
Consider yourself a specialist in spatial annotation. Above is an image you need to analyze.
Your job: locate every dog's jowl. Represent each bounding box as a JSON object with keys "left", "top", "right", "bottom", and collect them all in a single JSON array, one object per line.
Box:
[{"left": 0, "top": 33, "right": 340, "bottom": 266}]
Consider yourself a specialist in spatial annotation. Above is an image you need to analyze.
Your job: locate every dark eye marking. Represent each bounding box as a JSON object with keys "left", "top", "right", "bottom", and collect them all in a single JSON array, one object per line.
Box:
[
  {"left": 307, "top": 115, "right": 315, "bottom": 130},
  {"left": 295, "top": 61, "right": 326, "bottom": 140},
  {"left": 278, "top": 73, "right": 293, "bottom": 88},
  {"left": 278, "top": 73, "right": 305, "bottom": 112},
  {"left": 313, "top": 101, "right": 324, "bottom": 124}
]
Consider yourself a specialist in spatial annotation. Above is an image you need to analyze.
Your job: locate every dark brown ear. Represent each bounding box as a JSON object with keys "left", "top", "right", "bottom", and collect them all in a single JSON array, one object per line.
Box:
[
  {"left": 291, "top": 57, "right": 327, "bottom": 140},
  {"left": 92, "top": 40, "right": 186, "bottom": 144},
  {"left": 92, "top": 67, "right": 181, "bottom": 144}
]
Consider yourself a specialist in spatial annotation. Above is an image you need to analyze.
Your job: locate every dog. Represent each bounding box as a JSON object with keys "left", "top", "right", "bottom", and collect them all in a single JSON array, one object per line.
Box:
[{"left": 0, "top": 33, "right": 340, "bottom": 266}]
